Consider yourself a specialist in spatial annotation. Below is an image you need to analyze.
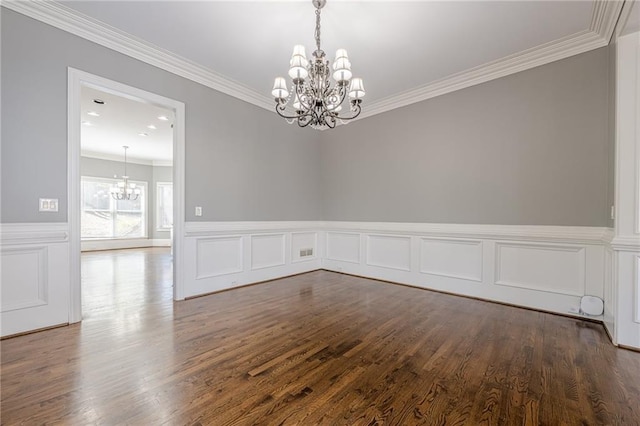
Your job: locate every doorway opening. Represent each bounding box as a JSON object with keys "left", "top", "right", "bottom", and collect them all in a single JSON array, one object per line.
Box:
[{"left": 68, "top": 68, "right": 186, "bottom": 323}]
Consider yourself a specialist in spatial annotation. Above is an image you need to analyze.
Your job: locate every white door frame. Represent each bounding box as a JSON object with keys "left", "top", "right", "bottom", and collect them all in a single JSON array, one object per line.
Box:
[{"left": 67, "top": 68, "right": 186, "bottom": 322}]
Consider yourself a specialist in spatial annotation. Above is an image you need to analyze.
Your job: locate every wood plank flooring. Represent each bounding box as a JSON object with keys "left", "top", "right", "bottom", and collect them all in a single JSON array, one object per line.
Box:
[{"left": 2, "top": 247, "right": 640, "bottom": 425}]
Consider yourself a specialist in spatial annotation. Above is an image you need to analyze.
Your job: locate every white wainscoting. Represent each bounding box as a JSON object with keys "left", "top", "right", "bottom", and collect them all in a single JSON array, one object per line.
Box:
[
  {"left": 322, "top": 222, "right": 609, "bottom": 318},
  {"left": 0, "top": 221, "right": 615, "bottom": 339},
  {"left": 251, "top": 234, "right": 286, "bottom": 270},
  {"left": 196, "top": 236, "right": 243, "bottom": 279},
  {"left": 366, "top": 234, "right": 412, "bottom": 272},
  {"left": 1, "top": 223, "right": 70, "bottom": 337},
  {"left": 184, "top": 222, "right": 323, "bottom": 297},
  {"left": 494, "top": 242, "right": 586, "bottom": 296},
  {"left": 326, "top": 232, "right": 360, "bottom": 264},
  {"left": 420, "top": 237, "right": 483, "bottom": 282}
]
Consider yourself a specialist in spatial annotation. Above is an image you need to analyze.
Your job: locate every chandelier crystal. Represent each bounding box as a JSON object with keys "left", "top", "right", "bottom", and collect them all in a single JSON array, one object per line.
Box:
[
  {"left": 110, "top": 146, "right": 140, "bottom": 201},
  {"left": 272, "top": 0, "right": 365, "bottom": 129}
]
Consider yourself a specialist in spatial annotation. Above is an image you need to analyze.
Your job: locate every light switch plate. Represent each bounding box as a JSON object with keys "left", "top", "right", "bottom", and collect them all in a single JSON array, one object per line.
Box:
[{"left": 39, "top": 198, "right": 59, "bottom": 212}]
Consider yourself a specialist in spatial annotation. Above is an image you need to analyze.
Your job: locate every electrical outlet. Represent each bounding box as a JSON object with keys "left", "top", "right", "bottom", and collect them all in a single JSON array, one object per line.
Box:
[
  {"left": 39, "top": 198, "right": 59, "bottom": 212},
  {"left": 610, "top": 205, "right": 615, "bottom": 220},
  {"left": 195, "top": 206, "right": 202, "bottom": 217}
]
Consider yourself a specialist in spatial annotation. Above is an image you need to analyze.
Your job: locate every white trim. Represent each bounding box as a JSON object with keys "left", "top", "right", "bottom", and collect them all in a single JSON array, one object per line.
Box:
[
  {"left": 615, "top": 0, "right": 639, "bottom": 37},
  {"left": 324, "top": 221, "right": 609, "bottom": 245},
  {"left": 419, "top": 237, "right": 484, "bottom": 282},
  {"left": 68, "top": 68, "right": 186, "bottom": 326},
  {"left": 361, "top": 31, "right": 603, "bottom": 120},
  {"left": 590, "top": 0, "right": 625, "bottom": 42},
  {"left": 493, "top": 242, "right": 586, "bottom": 297},
  {"left": 4, "top": 1, "right": 272, "bottom": 112},
  {"left": 0, "top": 247, "right": 49, "bottom": 312},
  {"left": 185, "top": 221, "right": 324, "bottom": 236},
  {"left": 81, "top": 238, "right": 170, "bottom": 252},
  {"left": 611, "top": 235, "right": 640, "bottom": 252},
  {"left": 185, "top": 221, "right": 611, "bottom": 244},
  {"left": 635, "top": 255, "right": 640, "bottom": 324},
  {"left": 3, "top": 0, "right": 623, "bottom": 122},
  {"left": 0, "top": 223, "right": 69, "bottom": 245}
]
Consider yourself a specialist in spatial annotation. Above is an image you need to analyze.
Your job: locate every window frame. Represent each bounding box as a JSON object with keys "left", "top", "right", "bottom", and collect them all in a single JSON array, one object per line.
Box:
[
  {"left": 81, "top": 175, "right": 148, "bottom": 240},
  {"left": 155, "top": 181, "right": 174, "bottom": 231}
]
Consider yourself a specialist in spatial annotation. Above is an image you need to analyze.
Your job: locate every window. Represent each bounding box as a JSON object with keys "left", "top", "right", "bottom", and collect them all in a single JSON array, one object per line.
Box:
[
  {"left": 81, "top": 176, "right": 147, "bottom": 239},
  {"left": 156, "top": 182, "right": 173, "bottom": 230}
]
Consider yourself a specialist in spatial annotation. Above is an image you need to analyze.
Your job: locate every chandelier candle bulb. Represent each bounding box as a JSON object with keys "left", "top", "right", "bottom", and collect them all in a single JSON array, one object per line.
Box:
[
  {"left": 349, "top": 78, "right": 366, "bottom": 100},
  {"left": 288, "top": 55, "right": 309, "bottom": 80},
  {"left": 272, "top": 77, "right": 289, "bottom": 99},
  {"left": 272, "top": 0, "right": 365, "bottom": 129}
]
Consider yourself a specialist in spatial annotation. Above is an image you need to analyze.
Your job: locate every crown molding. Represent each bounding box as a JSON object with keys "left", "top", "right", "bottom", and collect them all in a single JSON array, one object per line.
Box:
[
  {"left": 616, "top": 0, "right": 639, "bottom": 37},
  {"left": 359, "top": 0, "right": 624, "bottom": 121},
  {"left": 2, "top": 0, "right": 624, "bottom": 124},
  {"left": 591, "top": 0, "right": 626, "bottom": 41},
  {"left": 1, "top": 0, "right": 274, "bottom": 112}
]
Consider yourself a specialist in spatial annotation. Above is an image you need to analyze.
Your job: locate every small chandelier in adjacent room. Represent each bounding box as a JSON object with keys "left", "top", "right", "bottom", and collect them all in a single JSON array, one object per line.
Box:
[
  {"left": 272, "top": 0, "right": 365, "bottom": 129},
  {"left": 110, "top": 146, "right": 140, "bottom": 201}
]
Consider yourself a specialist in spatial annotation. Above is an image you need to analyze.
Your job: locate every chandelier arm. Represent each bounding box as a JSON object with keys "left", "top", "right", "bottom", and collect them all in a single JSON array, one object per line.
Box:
[
  {"left": 275, "top": 103, "right": 305, "bottom": 120},
  {"left": 297, "top": 117, "right": 314, "bottom": 128},
  {"left": 275, "top": 102, "right": 318, "bottom": 127},
  {"left": 335, "top": 102, "right": 363, "bottom": 122}
]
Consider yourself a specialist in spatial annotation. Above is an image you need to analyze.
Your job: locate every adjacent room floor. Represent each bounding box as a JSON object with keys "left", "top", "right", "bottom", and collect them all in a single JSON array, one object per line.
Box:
[{"left": 1, "top": 247, "right": 639, "bottom": 424}]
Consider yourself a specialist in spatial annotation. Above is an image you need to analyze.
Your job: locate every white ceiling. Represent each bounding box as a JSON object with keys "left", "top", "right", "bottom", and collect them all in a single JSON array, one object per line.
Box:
[
  {"left": 81, "top": 86, "right": 173, "bottom": 163},
  {"left": 7, "top": 0, "right": 623, "bottom": 139},
  {"left": 62, "top": 0, "right": 595, "bottom": 105}
]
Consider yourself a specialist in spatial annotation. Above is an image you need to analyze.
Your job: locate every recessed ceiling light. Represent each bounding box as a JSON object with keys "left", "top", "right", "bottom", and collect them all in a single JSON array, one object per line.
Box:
[
  {"left": 157, "top": 115, "right": 169, "bottom": 121},
  {"left": 93, "top": 99, "right": 105, "bottom": 105},
  {"left": 138, "top": 132, "right": 148, "bottom": 137},
  {"left": 82, "top": 121, "right": 93, "bottom": 126},
  {"left": 147, "top": 124, "right": 157, "bottom": 130},
  {"left": 87, "top": 111, "right": 100, "bottom": 117}
]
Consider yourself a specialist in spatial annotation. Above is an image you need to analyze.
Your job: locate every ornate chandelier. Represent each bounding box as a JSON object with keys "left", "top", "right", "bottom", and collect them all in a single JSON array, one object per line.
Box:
[
  {"left": 110, "top": 146, "right": 140, "bottom": 201},
  {"left": 272, "top": 0, "right": 365, "bottom": 129}
]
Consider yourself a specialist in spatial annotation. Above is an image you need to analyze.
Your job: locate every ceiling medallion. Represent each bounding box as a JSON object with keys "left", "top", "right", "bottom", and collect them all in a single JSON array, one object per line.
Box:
[{"left": 272, "top": 0, "right": 365, "bottom": 129}]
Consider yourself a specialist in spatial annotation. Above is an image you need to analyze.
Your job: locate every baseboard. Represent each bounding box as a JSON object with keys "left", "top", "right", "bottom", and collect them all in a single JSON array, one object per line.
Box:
[{"left": 81, "top": 238, "right": 171, "bottom": 251}]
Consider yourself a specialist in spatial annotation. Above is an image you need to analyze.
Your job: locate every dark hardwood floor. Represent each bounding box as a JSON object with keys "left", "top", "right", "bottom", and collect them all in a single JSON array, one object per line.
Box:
[{"left": 1, "top": 247, "right": 639, "bottom": 425}]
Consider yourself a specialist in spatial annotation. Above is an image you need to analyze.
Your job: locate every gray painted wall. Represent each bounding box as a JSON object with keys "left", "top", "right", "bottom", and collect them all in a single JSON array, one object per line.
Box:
[
  {"left": 1, "top": 8, "right": 614, "bottom": 227},
  {"left": 80, "top": 156, "right": 172, "bottom": 239},
  {"left": 320, "top": 47, "right": 612, "bottom": 226},
  {"left": 1, "top": 9, "right": 322, "bottom": 223}
]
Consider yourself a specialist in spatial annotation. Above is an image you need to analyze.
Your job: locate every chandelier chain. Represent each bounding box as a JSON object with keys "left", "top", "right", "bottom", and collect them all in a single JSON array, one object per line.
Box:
[{"left": 314, "top": 8, "right": 321, "bottom": 53}]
